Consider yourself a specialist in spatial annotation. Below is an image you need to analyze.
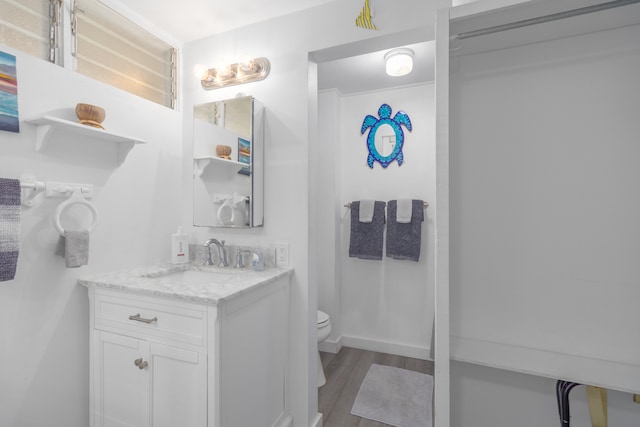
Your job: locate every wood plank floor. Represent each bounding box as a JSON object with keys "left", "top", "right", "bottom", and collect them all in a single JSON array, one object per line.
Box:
[{"left": 318, "top": 347, "right": 434, "bottom": 427}]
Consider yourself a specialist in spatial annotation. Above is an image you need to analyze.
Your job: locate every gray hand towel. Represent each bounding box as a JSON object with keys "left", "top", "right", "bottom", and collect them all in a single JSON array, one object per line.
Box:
[
  {"left": 55, "top": 230, "right": 90, "bottom": 268},
  {"left": 349, "top": 201, "right": 386, "bottom": 260},
  {"left": 386, "top": 199, "right": 424, "bottom": 262},
  {"left": 0, "top": 178, "right": 21, "bottom": 282}
]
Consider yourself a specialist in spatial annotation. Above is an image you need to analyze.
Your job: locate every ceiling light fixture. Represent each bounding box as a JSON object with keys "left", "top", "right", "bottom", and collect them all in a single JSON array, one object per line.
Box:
[
  {"left": 384, "top": 48, "right": 414, "bottom": 77},
  {"left": 200, "top": 57, "right": 270, "bottom": 90}
]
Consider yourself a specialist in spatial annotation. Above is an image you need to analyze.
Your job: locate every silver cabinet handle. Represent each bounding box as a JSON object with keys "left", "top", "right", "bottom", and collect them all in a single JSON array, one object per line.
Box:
[
  {"left": 134, "top": 358, "right": 148, "bottom": 370},
  {"left": 128, "top": 313, "right": 158, "bottom": 324}
]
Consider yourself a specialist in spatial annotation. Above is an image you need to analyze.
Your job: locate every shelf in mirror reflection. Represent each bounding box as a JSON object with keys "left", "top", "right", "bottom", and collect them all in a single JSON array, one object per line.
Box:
[{"left": 193, "top": 155, "right": 251, "bottom": 176}]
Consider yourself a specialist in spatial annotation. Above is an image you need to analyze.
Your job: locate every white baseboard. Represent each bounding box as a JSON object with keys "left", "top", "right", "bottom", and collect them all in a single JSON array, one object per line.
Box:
[
  {"left": 310, "top": 412, "right": 323, "bottom": 427},
  {"left": 341, "top": 335, "right": 432, "bottom": 360},
  {"left": 318, "top": 335, "right": 342, "bottom": 354}
]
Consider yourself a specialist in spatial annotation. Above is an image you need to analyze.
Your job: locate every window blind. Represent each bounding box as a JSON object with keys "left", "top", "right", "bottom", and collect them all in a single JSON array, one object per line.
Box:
[
  {"left": 73, "top": 0, "right": 176, "bottom": 108},
  {"left": 0, "top": 0, "right": 54, "bottom": 61}
]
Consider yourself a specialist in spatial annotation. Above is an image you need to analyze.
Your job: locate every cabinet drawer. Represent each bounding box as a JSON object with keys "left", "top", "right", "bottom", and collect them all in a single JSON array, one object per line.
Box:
[{"left": 94, "top": 289, "right": 207, "bottom": 347}]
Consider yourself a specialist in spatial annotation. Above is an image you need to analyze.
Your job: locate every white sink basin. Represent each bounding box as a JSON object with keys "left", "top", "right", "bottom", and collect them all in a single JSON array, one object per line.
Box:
[{"left": 147, "top": 269, "right": 236, "bottom": 284}]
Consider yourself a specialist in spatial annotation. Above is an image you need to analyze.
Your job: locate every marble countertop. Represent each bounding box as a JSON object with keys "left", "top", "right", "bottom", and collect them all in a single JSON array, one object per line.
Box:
[{"left": 78, "top": 263, "right": 293, "bottom": 305}]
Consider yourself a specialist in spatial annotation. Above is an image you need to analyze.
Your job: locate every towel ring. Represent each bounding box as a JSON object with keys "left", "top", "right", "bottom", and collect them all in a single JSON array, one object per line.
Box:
[{"left": 53, "top": 188, "right": 99, "bottom": 236}]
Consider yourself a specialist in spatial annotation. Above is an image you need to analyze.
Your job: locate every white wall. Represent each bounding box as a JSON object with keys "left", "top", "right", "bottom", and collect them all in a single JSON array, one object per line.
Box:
[
  {"left": 181, "top": 1, "right": 436, "bottom": 425},
  {"left": 317, "top": 84, "right": 436, "bottom": 359},
  {"left": 316, "top": 89, "right": 342, "bottom": 351},
  {"left": 0, "top": 47, "right": 182, "bottom": 427}
]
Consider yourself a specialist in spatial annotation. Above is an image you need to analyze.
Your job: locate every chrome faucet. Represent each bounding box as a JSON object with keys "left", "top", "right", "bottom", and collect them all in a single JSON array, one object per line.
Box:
[
  {"left": 203, "top": 238, "right": 228, "bottom": 267},
  {"left": 235, "top": 249, "right": 252, "bottom": 269}
]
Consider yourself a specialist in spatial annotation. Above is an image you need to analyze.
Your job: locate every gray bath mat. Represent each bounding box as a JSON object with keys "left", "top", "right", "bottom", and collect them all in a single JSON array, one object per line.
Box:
[{"left": 351, "top": 363, "right": 433, "bottom": 427}]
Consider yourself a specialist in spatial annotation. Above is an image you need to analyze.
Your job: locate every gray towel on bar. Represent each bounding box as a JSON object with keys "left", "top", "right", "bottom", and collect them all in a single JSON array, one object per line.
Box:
[
  {"left": 349, "top": 201, "right": 385, "bottom": 260},
  {"left": 386, "top": 199, "right": 424, "bottom": 262},
  {"left": 55, "top": 230, "right": 89, "bottom": 268},
  {"left": 0, "top": 178, "right": 21, "bottom": 282}
]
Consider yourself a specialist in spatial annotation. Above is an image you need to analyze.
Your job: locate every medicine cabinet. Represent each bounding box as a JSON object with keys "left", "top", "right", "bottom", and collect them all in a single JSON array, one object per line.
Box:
[{"left": 193, "top": 96, "right": 264, "bottom": 228}]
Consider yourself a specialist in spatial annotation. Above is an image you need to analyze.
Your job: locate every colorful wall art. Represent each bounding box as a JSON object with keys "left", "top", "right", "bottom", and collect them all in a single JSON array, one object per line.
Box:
[
  {"left": 238, "top": 137, "right": 251, "bottom": 175},
  {"left": 0, "top": 50, "right": 19, "bottom": 133},
  {"left": 356, "top": 0, "right": 377, "bottom": 30},
  {"left": 361, "top": 103, "right": 412, "bottom": 168}
]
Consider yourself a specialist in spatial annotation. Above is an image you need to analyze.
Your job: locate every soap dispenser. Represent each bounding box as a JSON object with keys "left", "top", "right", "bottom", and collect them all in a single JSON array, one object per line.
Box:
[
  {"left": 251, "top": 250, "right": 264, "bottom": 271},
  {"left": 171, "top": 226, "right": 189, "bottom": 264}
]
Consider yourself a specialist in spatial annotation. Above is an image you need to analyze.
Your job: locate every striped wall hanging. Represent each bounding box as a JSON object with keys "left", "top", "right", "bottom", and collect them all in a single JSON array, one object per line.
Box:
[{"left": 356, "top": 0, "right": 377, "bottom": 30}]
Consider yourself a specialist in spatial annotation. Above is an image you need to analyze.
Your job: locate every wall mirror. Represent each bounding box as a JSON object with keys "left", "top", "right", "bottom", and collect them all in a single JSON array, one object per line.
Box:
[
  {"left": 361, "top": 103, "right": 412, "bottom": 168},
  {"left": 193, "top": 95, "right": 264, "bottom": 228}
]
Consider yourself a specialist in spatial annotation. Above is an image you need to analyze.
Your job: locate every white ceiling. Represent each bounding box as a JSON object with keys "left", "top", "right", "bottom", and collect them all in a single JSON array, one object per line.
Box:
[
  {"left": 118, "top": 0, "right": 435, "bottom": 95},
  {"left": 116, "top": 0, "right": 337, "bottom": 43}
]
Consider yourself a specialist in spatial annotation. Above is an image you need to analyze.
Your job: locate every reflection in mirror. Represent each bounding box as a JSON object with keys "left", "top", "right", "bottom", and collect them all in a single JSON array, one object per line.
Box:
[
  {"left": 193, "top": 96, "right": 264, "bottom": 228},
  {"left": 374, "top": 123, "right": 396, "bottom": 157}
]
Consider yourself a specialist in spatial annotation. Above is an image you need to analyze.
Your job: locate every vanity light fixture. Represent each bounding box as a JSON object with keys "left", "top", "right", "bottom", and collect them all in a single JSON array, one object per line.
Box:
[
  {"left": 384, "top": 48, "right": 414, "bottom": 77},
  {"left": 200, "top": 57, "right": 271, "bottom": 90}
]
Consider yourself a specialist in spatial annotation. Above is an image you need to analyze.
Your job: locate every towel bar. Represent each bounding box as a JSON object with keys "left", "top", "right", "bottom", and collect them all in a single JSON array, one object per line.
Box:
[
  {"left": 19, "top": 175, "right": 45, "bottom": 207},
  {"left": 19, "top": 174, "right": 95, "bottom": 207},
  {"left": 344, "top": 201, "right": 429, "bottom": 208}
]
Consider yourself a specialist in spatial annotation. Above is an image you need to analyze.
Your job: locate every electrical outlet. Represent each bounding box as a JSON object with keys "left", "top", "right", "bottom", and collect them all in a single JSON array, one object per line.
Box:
[{"left": 275, "top": 243, "right": 289, "bottom": 267}]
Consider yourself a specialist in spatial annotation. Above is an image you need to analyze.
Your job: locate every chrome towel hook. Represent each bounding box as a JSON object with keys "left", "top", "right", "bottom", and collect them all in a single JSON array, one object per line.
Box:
[{"left": 53, "top": 187, "right": 99, "bottom": 236}]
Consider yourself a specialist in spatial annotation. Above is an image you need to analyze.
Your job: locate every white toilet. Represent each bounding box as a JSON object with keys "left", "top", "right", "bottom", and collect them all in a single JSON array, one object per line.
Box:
[{"left": 317, "top": 310, "right": 332, "bottom": 387}]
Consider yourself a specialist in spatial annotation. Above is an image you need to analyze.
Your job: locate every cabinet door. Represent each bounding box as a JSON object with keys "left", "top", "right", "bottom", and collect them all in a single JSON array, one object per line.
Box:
[
  {"left": 148, "top": 343, "right": 207, "bottom": 427},
  {"left": 95, "top": 331, "right": 149, "bottom": 427}
]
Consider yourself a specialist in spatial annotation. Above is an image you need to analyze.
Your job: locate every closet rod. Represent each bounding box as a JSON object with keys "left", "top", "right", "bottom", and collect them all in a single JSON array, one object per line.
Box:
[
  {"left": 454, "top": 0, "right": 640, "bottom": 40},
  {"left": 344, "top": 201, "right": 429, "bottom": 208}
]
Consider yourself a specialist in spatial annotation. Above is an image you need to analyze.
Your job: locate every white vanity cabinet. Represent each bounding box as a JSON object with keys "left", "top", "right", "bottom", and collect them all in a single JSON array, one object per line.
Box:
[
  {"left": 95, "top": 331, "right": 207, "bottom": 427},
  {"left": 91, "top": 291, "right": 208, "bottom": 427},
  {"left": 83, "top": 268, "right": 292, "bottom": 427}
]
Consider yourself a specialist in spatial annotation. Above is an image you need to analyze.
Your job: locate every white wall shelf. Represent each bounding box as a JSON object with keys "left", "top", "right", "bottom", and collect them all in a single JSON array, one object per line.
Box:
[
  {"left": 451, "top": 336, "right": 640, "bottom": 394},
  {"left": 25, "top": 115, "right": 147, "bottom": 165},
  {"left": 193, "top": 155, "right": 248, "bottom": 176}
]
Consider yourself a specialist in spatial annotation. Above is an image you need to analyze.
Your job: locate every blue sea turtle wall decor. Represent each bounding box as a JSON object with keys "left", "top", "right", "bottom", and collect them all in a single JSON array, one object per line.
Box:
[{"left": 361, "top": 103, "right": 412, "bottom": 168}]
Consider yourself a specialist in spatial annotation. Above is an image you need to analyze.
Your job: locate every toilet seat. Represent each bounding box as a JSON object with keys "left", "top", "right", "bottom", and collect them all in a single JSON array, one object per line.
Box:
[
  {"left": 317, "top": 310, "right": 330, "bottom": 327},
  {"left": 316, "top": 310, "right": 332, "bottom": 387}
]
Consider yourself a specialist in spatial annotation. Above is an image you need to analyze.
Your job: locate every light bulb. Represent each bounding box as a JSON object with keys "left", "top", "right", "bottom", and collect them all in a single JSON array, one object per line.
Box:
[
  {"left": 193, "top": 64, "right": 209, "bottom": 80},
  {"left": 216, "top": 65, "right": 233, "bottom": 79},
  {"left": 238, "top": 55, "right": 254, "bottom": 72},
  {"left": 384, "top": 48, "right": 414, "bottom": 77}
]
